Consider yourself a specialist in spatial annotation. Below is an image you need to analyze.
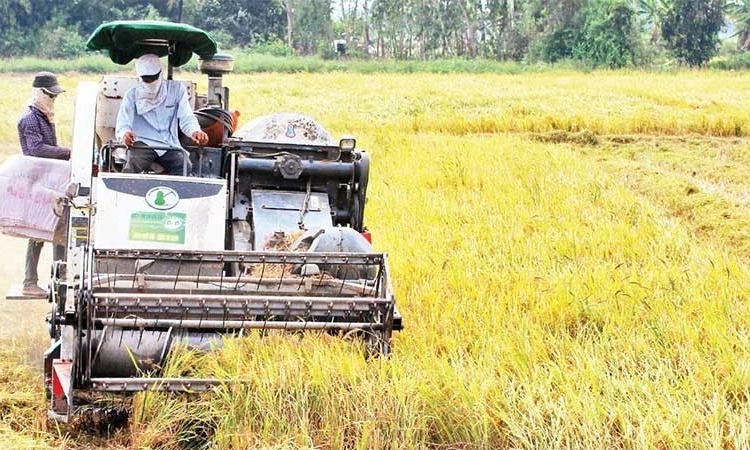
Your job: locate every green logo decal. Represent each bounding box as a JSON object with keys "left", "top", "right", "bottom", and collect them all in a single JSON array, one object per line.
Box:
[
  {"left": 145, "top": 186, "right": 179, "bottom": 210},
  {"left": 129, "top": 211, "right": 186, "bottom": 244},
  {"left": 154, "top": 190, "right": 166, "bottom": 206}
]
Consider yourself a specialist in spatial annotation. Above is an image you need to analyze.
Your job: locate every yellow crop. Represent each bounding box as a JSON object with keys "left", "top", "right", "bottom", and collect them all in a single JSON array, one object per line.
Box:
[{"left": 2, "top": 70, "right": 750, "bottom": 449}]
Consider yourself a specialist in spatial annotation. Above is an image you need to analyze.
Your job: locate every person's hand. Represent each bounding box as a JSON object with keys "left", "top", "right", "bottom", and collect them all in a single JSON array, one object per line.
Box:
[
  {"left": 191, "top": 130, "right": 209, "bottom": 146},
  {"left": 122, "top": 131, "right": 135, "bottom": 147}
]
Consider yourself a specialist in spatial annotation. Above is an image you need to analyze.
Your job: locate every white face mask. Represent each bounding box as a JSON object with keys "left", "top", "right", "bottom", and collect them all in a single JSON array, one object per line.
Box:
[
  {"left": 135, "top": 76, "right": 165, "bottom": 114},
  {"left": 139, "top": 77, "right": 162, "bottom": 97},
  {"left": 29, "top": 88, "right": 56, "bottom": 122}
]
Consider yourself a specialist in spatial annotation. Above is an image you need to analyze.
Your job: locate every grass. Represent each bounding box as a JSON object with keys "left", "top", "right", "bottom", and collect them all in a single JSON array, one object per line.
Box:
[
  {"left": 3, "top": 69, "right": 750, "bottom": 448},
  {"left": 0, "top": 53, "right": 558, "bottom": 76}
]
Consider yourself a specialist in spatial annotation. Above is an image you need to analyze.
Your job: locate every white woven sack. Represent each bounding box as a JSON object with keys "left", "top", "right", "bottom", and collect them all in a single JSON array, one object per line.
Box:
[{"left": 0, "top": 155, "right": 70, "bottom": 242}]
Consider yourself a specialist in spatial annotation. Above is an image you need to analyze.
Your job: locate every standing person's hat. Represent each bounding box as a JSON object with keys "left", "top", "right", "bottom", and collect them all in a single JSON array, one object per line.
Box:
[{"left": 32, "top": 71, "right": 65, "bottom": 95}]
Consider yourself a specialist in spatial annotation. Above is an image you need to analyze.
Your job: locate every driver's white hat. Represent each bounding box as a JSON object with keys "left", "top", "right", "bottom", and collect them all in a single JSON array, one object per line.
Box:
[{"left": 136, "top": 54, "right": 162, "bottom": 77}]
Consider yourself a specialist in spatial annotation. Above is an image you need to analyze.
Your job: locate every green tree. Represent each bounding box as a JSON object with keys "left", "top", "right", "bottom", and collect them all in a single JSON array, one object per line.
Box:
[
  {"left": 66, "top": 0, "right": 167, "bottom": 37},
  {"left": 573, "top": 0, "right": 640, "bottom": 67},
  {"left": 483, "top": 0, "right": 530, "bottom": 60},
  {"left": 661, "top": 0, "right": 724, "bottom": 66},
  {"left": 294, "top": 0, "right": 334, "bottom": 54},
  {"left": 528, "top": 0, "right": 589, "bottom": 62},
  {"left": 635, "top": 0, "right": 671, "bottom": 42},
  {"left": 0, "top": 0, "right": 62, "bottom": 56},
  {"left": 335, "top": 0, "right": 370, "bottom": 55},
  {"left": 0, "top": 0, "right": 28, "bottom": 55},
  {"left": 194, "top": 0, "right": 286, "bottom": 49},
  {"left": 371, "top": 0, "right": 407, "bottom": 58}
]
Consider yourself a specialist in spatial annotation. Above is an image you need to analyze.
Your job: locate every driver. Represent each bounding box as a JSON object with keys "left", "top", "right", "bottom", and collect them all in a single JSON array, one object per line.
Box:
[{"left": 115, "top": 53, "right": 208, "bottom": 175}]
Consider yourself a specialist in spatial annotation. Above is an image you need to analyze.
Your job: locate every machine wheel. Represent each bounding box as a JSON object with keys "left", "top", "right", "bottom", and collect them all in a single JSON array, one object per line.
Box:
[
  {"left": 350, "top": 193, "right": 363, "bottom": 232},
  {"left": 352, "top": 151, "right": 369, "bottom": 232},
  {"left": 70, "top": 401, "right": 130, "bottom": 436},
  {"left": 47, "top": 302, "right": 61, "bottom": 340},
  {"left": 343, "top": 328, "right": 390, "bottom": 357},
  {"left": 362, "top": 329, "right": 390, "bottom": 357}
]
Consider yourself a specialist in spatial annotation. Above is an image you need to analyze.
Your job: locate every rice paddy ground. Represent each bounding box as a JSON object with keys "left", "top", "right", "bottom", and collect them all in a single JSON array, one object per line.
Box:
[{"left": 1, "top": 70, "right": 750, "bottom": 449}]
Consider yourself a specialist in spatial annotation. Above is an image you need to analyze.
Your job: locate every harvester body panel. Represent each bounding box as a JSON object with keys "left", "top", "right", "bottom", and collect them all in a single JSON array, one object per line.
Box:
[
  {"left": 93, "top": 173, "right": 226, "bottom": 250},
  {"left": 250, "top": 189, "right": 332, "bottom": 250}
]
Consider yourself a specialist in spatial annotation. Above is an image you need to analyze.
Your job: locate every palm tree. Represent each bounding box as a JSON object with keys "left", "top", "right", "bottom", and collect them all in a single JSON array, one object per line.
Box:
[
  {"left": 634, "top": 0, "right": 671, "bottom": 42},
  {"left": 726, "top": 0, "right": 750, "bottom": 50}
]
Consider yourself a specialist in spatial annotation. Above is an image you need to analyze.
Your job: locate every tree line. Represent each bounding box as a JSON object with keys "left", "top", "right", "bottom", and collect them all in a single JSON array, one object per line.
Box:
[{"left": 0, "top": 0, "right": 746, "bottom": 68}]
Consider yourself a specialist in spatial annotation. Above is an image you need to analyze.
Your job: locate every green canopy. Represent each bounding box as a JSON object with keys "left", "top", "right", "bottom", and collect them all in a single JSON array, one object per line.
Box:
[{"left": 86, "top": 20, "right": 217, "bottom": 67}]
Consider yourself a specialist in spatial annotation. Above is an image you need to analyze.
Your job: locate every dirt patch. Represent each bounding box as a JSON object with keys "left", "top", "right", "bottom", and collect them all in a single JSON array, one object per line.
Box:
[
  {"left": 529, "top": 130, "right": 600, "bottom": 145},
  {"left": 0, "top": 234, "right": 51, "bottom": 367}
]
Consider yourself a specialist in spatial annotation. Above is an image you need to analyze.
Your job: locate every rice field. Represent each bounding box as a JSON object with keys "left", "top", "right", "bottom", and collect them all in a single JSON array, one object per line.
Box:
[{"left": 2, "top": 69, "right": 750, "bottom": 449}]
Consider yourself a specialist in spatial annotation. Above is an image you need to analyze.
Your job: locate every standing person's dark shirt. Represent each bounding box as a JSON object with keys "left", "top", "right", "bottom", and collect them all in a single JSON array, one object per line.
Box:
[{"left": 18, "top": 106, "right": 70, "bottom": 159}]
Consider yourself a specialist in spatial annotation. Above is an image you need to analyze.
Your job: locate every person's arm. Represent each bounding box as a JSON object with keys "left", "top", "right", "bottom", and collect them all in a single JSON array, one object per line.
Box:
[
  {"left": 175, "top": 85, "right": 208, "bottom": 145},
  {"left": 18, "top": 114, "right": 70, "bottom": 160},
  {"left": 115, "top": 90, "right": 136, "bottom": 146}
]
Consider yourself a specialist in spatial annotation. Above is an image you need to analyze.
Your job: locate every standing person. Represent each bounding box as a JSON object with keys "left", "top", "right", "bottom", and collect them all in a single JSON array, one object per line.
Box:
[
  {"left": 17, "top": 71, "right": 70, "bottom": 297},
  {"left": 116, "top": 53, "right": 208, "bottom": 175}
]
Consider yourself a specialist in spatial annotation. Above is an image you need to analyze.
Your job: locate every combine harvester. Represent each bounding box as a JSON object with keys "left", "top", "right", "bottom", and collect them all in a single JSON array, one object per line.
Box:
[{"left": 44, "top": 20, "right": 402, "bottom": 422}]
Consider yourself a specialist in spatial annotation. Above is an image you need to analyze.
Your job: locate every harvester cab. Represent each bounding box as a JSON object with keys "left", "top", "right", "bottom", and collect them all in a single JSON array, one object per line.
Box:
[{"left": 44, "top": 20, "right": 402, "bottom": 423}]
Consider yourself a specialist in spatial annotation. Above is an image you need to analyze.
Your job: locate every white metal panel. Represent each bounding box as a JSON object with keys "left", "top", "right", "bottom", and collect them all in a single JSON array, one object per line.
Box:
[{"left": 93, "top": 173, "right": 226, "bottom": 251}]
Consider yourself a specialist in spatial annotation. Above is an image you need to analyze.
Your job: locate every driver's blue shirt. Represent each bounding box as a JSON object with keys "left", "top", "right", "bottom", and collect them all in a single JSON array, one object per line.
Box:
[{"left": 115, "top": 80, "right": 200, "bottom": 155}]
